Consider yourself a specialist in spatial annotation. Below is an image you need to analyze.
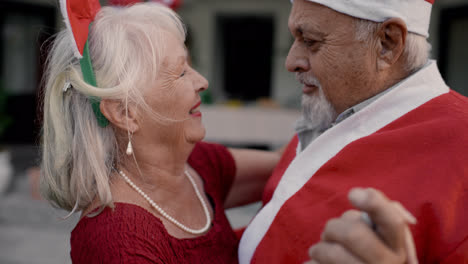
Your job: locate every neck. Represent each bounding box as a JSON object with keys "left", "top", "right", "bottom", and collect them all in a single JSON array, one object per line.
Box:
[
  {"left": 118, "top": 138, "right": 196, "bottom": 192},
  {"left": 361, "top": 62, "right": 411, "bottom": 108},
  {"left": 382, "top": 58, "right": 416, "bottom": 91}
]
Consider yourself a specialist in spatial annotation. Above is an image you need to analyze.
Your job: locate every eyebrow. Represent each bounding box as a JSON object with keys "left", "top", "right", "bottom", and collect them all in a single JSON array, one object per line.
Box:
[
  {"left": 161, "top": 54, "right": 185, "bottom": 77},
  {"left": 291, "top": 22, "right": 325, "bottom": 38},
  {"left": 176, "top": 55, "right": 186, "bottom": 67}
]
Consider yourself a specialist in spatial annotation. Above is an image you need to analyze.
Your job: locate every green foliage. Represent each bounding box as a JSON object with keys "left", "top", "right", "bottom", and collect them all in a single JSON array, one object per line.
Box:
[{"left": 200, "top": 90, "right": 213, "bottom": 105}]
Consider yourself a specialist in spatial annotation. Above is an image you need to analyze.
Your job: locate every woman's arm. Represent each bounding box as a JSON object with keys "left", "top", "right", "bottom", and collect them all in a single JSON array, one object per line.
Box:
[{"left": 224, "top": 145, "right": 285, "bottom": 209}]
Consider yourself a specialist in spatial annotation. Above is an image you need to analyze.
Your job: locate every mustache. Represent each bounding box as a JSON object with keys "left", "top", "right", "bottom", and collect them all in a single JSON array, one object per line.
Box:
[{"left": 296, "top": 72, "right": 321, "bottom": 87}]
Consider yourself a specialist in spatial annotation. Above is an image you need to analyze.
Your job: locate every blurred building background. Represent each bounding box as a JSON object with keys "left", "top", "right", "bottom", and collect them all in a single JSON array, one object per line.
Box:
[{"left": 0, "top": 0, "right": 467, "bottom": 263}]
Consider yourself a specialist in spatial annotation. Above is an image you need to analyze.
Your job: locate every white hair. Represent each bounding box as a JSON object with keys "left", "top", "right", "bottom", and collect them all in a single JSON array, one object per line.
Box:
[
  {"left": 354, "top": 19, "right": 431, "bottom": 73},
  {"left": 40, "top": 3, "right": 186, "bottom": 213},
  {"left": 297, "top": 73, "right": 337, "bottom": 131}
]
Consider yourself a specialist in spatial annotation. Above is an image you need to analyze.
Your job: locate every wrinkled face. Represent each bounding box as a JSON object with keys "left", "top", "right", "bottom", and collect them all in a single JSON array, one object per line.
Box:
[
  {"left": 286, "top": 0, "right": 378, "bottom": 115},
  {"left": 139, "top": 32, "right": 208, "bottom": 145}
]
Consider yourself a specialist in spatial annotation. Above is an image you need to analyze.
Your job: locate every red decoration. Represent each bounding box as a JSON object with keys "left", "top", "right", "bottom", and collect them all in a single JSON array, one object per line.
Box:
[
  {"left": 108, "top": 0, "right": 143, "bottom": 6},
  {"left": 152, "top": 0, "right": 183, "bottom": 10},
  {"left": 60, "top": 0, "right": 101, "bottom": 58},
  {"left": 109, "top": 0, "right": 183, "bottom": 10}
]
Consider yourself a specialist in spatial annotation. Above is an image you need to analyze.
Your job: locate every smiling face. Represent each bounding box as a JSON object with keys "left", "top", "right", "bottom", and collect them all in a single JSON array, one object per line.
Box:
[
  {"left": 138, "top": 31, "right": 208, "bottom": 145},
  {"left": 286, "top": 0, "right": 381, "bottom": 115}
]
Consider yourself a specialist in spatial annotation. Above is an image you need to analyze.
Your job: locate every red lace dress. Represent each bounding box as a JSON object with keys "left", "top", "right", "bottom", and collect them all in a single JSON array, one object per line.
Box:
[{"left": 70, "top": 142, "right": 239, "bottom": 263}]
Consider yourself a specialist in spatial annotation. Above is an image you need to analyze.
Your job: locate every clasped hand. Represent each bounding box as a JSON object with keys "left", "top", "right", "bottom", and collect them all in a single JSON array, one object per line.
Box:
[{"left": 305, "top": 188, "right": 418, "bottom": 264}]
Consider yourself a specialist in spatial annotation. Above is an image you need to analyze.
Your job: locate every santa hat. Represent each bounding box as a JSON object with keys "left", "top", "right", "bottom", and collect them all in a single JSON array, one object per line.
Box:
[{"left": 301, "top": 0, "right": 434, "bottom": 37}]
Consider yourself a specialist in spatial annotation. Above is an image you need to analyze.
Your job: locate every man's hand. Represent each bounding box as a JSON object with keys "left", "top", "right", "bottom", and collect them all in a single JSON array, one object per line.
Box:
[{"left": 305, "top": 188, "right": 418, "bottom": 264}]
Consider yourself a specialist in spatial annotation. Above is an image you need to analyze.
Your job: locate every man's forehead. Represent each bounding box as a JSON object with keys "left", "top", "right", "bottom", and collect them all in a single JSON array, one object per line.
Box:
[
  {"left": 289, "top": 17, "right": 320, "bottom": 31},
  {"left": 288, "top": 5, "right": 326, "bottom": 35},
  {"left": 290, "top": 0, "right": 434, "bottom": 37}
]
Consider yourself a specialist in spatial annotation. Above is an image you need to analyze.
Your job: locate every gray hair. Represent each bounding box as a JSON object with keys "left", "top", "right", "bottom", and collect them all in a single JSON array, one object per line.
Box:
[
  {"left": 40, "top": 3, "right": 186, "bottom": 213},
  {"left": 354, "top": 18, "right": 431, "bottom": 73}
]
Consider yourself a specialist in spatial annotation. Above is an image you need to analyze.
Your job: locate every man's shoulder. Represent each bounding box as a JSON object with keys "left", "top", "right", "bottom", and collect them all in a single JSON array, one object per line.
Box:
[
  {"left": 339, "top": 90, "right": 468, "bottom": 171},
  {"left": 420, "top": 90, "right": 468, "bottom": 121},
  {"left": 381, "top": 90, "right": 468, "bottom": 134}
]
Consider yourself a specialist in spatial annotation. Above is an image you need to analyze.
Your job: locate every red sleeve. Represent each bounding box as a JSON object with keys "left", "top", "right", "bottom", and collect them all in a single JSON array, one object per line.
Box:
[{"left": 188, "top": 141, "right": 237, "bottom": 202}]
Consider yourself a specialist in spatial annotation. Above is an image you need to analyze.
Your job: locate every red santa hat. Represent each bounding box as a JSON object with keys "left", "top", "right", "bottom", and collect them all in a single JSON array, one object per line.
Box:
[{"left": 301, "top": 0, "right": 434, "bottom": 37}]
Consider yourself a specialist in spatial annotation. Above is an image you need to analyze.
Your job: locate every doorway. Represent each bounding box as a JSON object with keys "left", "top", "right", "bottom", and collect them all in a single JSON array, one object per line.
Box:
[
  {"left": 0, "top": 2, "right": 56, "bottom": 144},
  {"left": 438, "top": 5, "right": 468, "bottom": 96},
  {"left": 216, "top": 15, "right": 274, "bottom": 101}
]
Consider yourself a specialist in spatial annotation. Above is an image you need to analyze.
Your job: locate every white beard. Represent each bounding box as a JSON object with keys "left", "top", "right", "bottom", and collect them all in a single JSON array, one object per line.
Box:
[{"left": 297, "top": 73, "right": 336, "bottom": 131}]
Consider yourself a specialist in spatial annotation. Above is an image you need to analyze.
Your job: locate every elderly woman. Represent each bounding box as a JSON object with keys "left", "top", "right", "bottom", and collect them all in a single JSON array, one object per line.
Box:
[{"left": 41, "top": 3, "right": 279, "bottom": 263}]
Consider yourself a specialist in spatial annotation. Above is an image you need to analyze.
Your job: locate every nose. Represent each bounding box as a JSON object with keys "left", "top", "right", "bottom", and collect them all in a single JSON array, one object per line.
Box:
[
  {"left": 285, "top": 41, "right": 310, "bottom": 73},
  {"left": 194, "top": 70, "right": 208, "bottom": 93}
]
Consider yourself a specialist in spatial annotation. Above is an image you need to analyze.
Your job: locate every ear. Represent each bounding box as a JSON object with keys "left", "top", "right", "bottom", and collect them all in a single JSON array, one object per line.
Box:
[
  {"left": 100, "top": 99, "right": 139, "bottom": 133},
  {"left": 376, "top": 18, "right": 407, "bottom": 71}
]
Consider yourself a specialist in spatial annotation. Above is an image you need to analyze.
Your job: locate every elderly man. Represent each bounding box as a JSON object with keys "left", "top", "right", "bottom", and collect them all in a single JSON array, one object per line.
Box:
[{"left": 239, "top": 0, "right": 468, "bottom": 263}]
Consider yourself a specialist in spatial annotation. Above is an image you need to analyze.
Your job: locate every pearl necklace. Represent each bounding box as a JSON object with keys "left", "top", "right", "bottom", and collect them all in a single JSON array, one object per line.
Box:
[{"left": 118, "top": 169, "right": 212, "bottom": 235}]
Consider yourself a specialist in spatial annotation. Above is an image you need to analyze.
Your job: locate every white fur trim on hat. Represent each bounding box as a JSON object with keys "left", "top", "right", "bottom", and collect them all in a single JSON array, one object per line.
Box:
[{"left": 297, "top": 0, "right": 433, "bottom": 37}]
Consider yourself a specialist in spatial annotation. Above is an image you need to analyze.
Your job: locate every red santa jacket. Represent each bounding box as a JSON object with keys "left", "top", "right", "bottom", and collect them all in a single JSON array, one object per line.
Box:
[{"left": 239, "top": 61, "right": 468, "bottom": 263}]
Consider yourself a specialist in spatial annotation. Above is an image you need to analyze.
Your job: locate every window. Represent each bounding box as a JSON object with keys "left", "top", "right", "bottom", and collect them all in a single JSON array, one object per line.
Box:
[
  {"left": 216, "top": 15, "right": 274, "bottom": 101},
  {"left": 438, "top": 5, "right": 468, "bottom": 96}
]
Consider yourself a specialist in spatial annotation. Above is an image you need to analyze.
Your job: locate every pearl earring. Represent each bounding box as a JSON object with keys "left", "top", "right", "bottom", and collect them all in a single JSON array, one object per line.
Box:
[
  {"left": 126, "top": 131, "right": 133, "bottom": 156},
  {"left": 126, "top": 140, "right": 133, "bottom": 156}
]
